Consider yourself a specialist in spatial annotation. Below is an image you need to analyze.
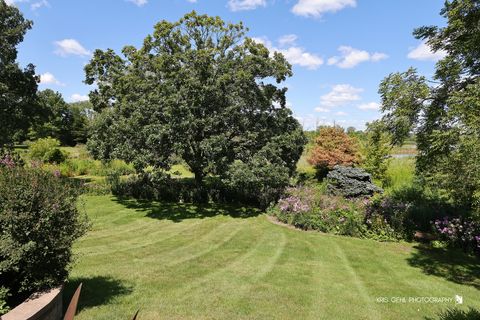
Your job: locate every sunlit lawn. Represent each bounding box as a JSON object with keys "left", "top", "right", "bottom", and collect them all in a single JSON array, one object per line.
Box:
[{"left": 65, "top": 195, "right": 480, "bottom": 320}]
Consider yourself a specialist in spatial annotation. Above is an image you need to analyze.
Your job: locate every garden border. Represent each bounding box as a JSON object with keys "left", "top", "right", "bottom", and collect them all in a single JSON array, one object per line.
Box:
[{"left": 2, "top": 286, "right": 63, "bottom": 320}]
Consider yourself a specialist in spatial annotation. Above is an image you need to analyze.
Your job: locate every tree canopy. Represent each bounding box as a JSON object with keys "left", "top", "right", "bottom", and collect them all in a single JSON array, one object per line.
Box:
[
  {"left": 86, "top": 11, "right": 305, "bottom": 185},
  {"left": 378, "top": 0, "right": 480, "bottom": 211},
  {"left": 29, "top": 90, "right": 90, "bottom": 146},
  {"left": 0, "top": 0, "right": 39, "bottom": 147}
]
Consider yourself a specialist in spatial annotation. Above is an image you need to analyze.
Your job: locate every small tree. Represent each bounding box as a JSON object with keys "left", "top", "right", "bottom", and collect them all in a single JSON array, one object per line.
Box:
[
  {"left": 308, "top": 126, "right": 359, "bottom": 178},
  {"left": 362, "top": 121, "right": 392, "bottom": 186}
]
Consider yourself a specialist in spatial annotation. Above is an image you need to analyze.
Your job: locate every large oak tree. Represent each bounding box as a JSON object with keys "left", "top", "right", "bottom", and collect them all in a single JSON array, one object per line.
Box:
[{"left": 86, "top": 12, "right": 305, "bottom": 185}]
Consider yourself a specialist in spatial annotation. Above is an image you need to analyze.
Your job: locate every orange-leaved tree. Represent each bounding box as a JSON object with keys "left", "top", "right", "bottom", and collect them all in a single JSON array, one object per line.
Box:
[{"left": 307, "top": 126, "right": 360, "bottom": 177}]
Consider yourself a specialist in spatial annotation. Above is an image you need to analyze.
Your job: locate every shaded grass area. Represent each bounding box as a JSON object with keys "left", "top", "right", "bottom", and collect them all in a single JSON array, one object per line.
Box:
[
  {"left": 113, "top": 197, "right": 261, "bottom": 222},
  {"left": 67, "top": 195, "right": 480, "bottom": 320},
  {"left": 408, "top": 245, "right": 480, "bottom": 290}
]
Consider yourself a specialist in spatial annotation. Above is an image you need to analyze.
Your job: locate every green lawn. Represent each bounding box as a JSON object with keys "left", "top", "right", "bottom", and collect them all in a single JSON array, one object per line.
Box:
[{"left": 66, "top": 195, "right": 480, "bottom": 320}]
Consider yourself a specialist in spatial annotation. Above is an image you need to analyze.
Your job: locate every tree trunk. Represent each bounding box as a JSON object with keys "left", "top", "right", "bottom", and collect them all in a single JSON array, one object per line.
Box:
[{"left": 192, "top": 168, "right": 208, "bottom": 203}]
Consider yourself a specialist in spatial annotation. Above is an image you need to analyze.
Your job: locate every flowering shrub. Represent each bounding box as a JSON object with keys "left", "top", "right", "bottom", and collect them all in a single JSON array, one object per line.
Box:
[
  {"left": 433, "top": 217, "right": 480, "bottom": 255},
  {"left": 271, "top": 186, "right": 368, "bottom": 237},
  {"left": 0, "top": 155, "right": 15, "bottom": 168},
  {"left": 0, "top": 166, "right": 89, "bottom": 312},
  {"left": 364, "top": 195, "right": 413, "bottom": 240},
  {"left": 277, "top": 187, "right": 314, "bottom": 214},
  {"left": 0, "top": 152, "right": 24, "bottom": 168}
]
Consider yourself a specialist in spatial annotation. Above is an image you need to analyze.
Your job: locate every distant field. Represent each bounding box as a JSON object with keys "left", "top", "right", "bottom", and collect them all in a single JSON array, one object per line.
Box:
[
  {"left": 391, "top": 143, "right": 417, "bottom": 156},
  {"left": 65, "top": 195, "right": 480, "bottom": 320}
]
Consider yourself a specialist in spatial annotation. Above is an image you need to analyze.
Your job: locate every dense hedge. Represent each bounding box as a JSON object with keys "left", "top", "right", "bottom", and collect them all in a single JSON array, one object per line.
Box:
[
  {"left": 108, "top": 160, "right": 290, "bottom": 209},
  {"left": 0, "top": 166, "right": 88, "bottom": 312}
]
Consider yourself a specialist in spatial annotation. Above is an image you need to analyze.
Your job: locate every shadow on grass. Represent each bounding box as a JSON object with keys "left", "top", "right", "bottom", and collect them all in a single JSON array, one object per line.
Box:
[
  {"left": 63, "top": 276, "right": 133, "bottom": 313},
  {"left": 408, "top": 244, "right": 480, "bottom": 290},
  {"left": 425, "top": 308, "right": 480, "bottom": 320},
  {"left": 113, "top": 197, "right": 262, "bottom": 222}
]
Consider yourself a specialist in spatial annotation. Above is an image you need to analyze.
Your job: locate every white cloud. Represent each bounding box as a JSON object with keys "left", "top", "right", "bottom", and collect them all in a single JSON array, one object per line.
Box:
[
  {"left": 70, "top": 94, "right": 89, "bottom": 102},
  {"left": 371, "top": 52, "right": 388, "bottom": 62},
  {"left": 252, "top": 36, "right": 323, "bottom": 70},
  {"left": 407, "top": 41, "right": 447, "bottom": 61},
  {"left": 295, "top": 114, "right": 326, "bottom": 130},
  {"left": 292, "top": 0, "right": 356, "bottom": 18},
  {"left": 127, "top": 0, "right": 147, "bottom": 6},
  {"left": 5, "top": 0, "right": 28, "bottom": 5},
  {"left": 280, "top": 47, "right": 324, "bottom": 70},
  {"left": 228, "top": 0, "right": 266, "bottom": 11},
  {"left": 315, "top": 107, "right": 330, "bottom": 113},
  {"left": 40, "top": 72, "right": 65, "bottom": 86},
  {"left": 335, "top": 111, "right": 348, "bottom": 116},
  {"left": 278, "top": 34, "right": 298, "bottom": 47},
  {"left": 358, "top": 102, "right": 380, "bottom": 110},
  {"left": 328, "top": 46, "right": 388, "bottom": 69},
  {"left": 186, "top": 0, "right": 197, "bottom": 2},
  {"left": 31, "top": 0, "right": 49, "bottom": 10},
  {"left": 319, "top": 84, "right": 363, "bottom": 108},
  {"left": 54, "top": 39, "right": 91, "bottom": 57}
]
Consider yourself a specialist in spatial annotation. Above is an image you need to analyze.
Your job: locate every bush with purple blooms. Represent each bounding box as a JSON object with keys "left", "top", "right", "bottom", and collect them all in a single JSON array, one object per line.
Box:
[
  {"left": 271, "top": 186, "right": 368, "bottom": 237},
  {"left": 364, "top": 194, "right": 413, "bottom": 240},
  {"left": 432, "top": 217, "right": 480, "bottom": 255},
  {"left": 0, "top": 152, "right": 24, "bottom": 169}
]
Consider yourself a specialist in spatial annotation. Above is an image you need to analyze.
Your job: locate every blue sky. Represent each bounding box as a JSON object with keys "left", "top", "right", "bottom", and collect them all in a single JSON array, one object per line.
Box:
[{"left": 9, "top": 0, "right": 446, "bottom": 130}]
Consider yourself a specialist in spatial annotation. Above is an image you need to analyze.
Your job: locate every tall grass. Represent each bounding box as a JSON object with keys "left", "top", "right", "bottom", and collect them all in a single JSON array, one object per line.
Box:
[
  {"left": 385, "top": 157, "right": 415, "bottom": 193},
  {"left": 42, "top": 158, "right": 135, "bottom": 177}
]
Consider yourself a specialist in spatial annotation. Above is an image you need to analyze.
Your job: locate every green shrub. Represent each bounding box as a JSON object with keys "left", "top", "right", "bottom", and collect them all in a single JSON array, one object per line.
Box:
[
  {"left": 0, "top": 287, "right": 10, "bottom": 316},
  {"left": 327, "top": 165, "right": 382, "bottom": 198},
  {"left": 0, "top": 167, "right": 89, "bottom": 309},
  {"left": 28, "top": 138, "right": 62, "bottom": 162},
  {"left": 222, "top": 159, "right": 291, "bottom": 208},
  {"left": 364, "top": 194, "right": 413, "bottom": 240},
  {"left": 42, "top": 148, "right": 67, "bottom": 164}
]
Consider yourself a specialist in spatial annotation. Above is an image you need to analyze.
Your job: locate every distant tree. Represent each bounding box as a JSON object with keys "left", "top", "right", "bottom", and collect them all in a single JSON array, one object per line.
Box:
[
  {"left": 308, "top": 126, "right": 359, "bottom": 178},
  {"left": 346, "top": 126, "right": 356, "bottom": 134},
  {"left": 378, "top": 0, "right": 480, "bottom": 211},
  {"left": 68, "top": 101, "right": 90, "bottom": 144},
  {"left": 85, "top": 12, "right": 305, "bottom": 186},
  {"left": 0, "top": 0, "right": 39, "bottom": 147},
  {"left": 29, "top": 90, "right": 90, "bottom": 145}
]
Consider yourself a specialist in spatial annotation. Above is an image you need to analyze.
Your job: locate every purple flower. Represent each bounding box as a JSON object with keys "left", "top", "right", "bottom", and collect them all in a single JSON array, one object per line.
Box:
[{"left": 0, "top": 155, "right": 15, "bottom": 168}]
